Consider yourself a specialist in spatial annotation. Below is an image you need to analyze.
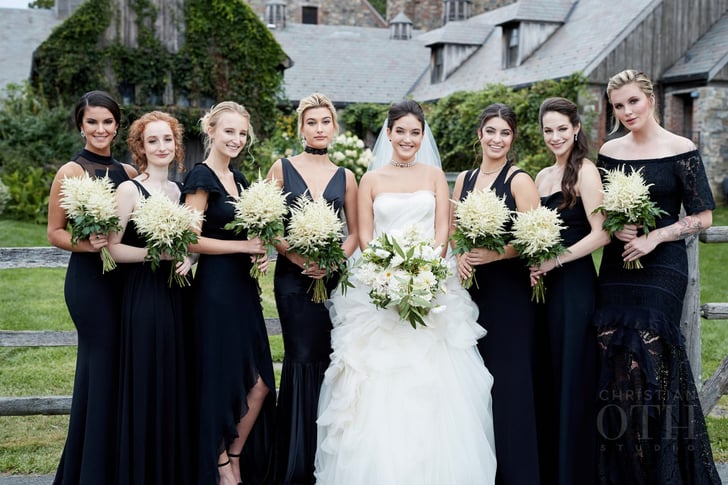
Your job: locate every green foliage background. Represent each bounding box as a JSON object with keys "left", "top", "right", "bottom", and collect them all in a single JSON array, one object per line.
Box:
[{"left": 428, "top": 73, "right": 593, "bottom": 176}]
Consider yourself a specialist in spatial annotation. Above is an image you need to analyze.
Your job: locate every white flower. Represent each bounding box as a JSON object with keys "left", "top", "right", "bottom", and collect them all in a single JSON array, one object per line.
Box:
[{"left": 453, "top": 188, "right": 511, "bottom": 244}]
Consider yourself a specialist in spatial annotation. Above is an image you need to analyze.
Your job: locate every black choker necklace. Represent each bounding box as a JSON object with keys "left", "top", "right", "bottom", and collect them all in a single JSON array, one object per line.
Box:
[{"left": 304, "top": 146, "right": 328, "bottom": 155}]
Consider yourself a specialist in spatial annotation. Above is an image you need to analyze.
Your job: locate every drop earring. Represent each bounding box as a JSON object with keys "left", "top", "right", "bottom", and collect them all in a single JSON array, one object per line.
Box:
[
  {"left": 80, "top": 131, "right": 85, "bottom": 139},
  {"left": 574, "top": 133, "right": 578, "bottom": 142}
]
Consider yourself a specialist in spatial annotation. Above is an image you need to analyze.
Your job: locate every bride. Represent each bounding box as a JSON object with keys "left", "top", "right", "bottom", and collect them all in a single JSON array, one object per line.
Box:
[{"left": 314, "top": 100, "right": 497, "bottom": 484}]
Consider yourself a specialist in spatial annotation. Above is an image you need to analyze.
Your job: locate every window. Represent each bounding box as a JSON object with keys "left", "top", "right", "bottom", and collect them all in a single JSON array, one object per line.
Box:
[
  {"left": 444, "top": 0, "right": 469, "bottom": 23},
  {"left": 504, "top": 25, "right": 519, "bottom": 68},
  {"left": 431, "top": 47, "right": 444, "bottom": 84},
  {"left": 302, "top": 6, "right": 318, "bottom": 24}
]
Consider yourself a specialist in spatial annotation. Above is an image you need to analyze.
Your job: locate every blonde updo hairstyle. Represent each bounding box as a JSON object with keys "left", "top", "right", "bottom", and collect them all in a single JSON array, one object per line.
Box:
[
  {"left": 296, "top": 93, "right": 339, "bottom": 144},
  {"left": 126, "top": 110, "right": 185, "bottom": 173},
  {"left": 200, "top": 101, "right": 255, "bottom": 155},
  {"left": 606, "top": 69, "right": 658, "bottom": 134}
]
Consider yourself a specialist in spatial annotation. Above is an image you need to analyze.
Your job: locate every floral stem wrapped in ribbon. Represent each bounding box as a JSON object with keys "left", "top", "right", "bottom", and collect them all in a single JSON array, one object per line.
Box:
[
  {"left": 593, "top": 165, "right": 667, "bottom": 269},
  {"left": 356, "top": 226, "right": 451, "bottom": 328},
  {"left": 451, "top": 188, "right": 511, "bottom": 289},
  {"left": 59, "top": 171, "right": 122, "bottom": 273},
  {"left": 285, "top": 195, "right": 351, "bottom": 303},
  {"left": 225, "top": 174, "right": 288, "bottom": 278},
  {"left": 511, "top": 206, "right": 567, "bottom": 303},
  {"left": 132, "top": 193, "right": 202, "bottom": 287}
]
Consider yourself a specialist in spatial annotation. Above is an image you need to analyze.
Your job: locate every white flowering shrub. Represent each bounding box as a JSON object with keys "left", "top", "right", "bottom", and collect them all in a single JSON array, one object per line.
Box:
[{"left": 329, "top": 132, "right": 372, "bottom": 181}]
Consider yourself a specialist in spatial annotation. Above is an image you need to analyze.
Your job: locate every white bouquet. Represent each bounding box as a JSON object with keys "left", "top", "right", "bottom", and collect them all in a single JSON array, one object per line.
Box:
[
  {"left": 225, "top": 174, "right": 288, "bottom": 278},
  {"left": 593, "top": 165, "right": 667, "bottom": 269},
  {"left": 59, "top": 171, "right": 121, "bottom": 273},
  {"left": 132, "top": 193, "right": 202, "bottom": 287},
  {"left": 451, "top": 188, "right": 511, "bottom": 288},
  {"left": 510, "top": 206, "right": 567, "bottom": 303},
  {"left": 286, "top": 195, "right": 351, "bottom": 303},
  {"left": 356, "top": 226, "right": 450, "bottom": 328}
]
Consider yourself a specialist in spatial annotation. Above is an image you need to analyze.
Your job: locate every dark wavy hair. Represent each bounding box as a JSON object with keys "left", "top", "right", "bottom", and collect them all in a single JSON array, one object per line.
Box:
[
  {"left": 73, "top": 90, "right": 121, "bottom": 131},
  {"left": 473, "top": 103, "right": 518, "bottom": 165},
  {"left": 387, "top": 99, "right": 425, "bottom": 131},
  {"left": 538, "top": 97, "right": 589, "bottom": 209}
]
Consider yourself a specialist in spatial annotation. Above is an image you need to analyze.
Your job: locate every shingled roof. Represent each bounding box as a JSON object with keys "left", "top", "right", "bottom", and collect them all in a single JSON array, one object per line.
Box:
[
  {"left": 410, "top": 0, "right": 655, "bottom": 101},
  {"left": 662, "top": 11, "right": 728, "bottom": 82},
  {"left": 270, "top": 22, "right": 430, "bottom": 105}
]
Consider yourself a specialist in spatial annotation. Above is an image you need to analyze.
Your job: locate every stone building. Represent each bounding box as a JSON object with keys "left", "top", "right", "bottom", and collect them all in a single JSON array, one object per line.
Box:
[{"left": 245, "top": 0, "right": 516, "bottom": 30}]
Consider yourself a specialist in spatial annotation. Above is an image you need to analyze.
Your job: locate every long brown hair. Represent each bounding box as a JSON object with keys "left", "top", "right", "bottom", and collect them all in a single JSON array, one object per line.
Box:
[{"left": 538, "top": 97, "right": 588, "bottom": 209}]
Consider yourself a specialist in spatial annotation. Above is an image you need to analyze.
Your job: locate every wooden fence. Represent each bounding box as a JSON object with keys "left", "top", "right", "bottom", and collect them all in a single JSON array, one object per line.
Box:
[{"left": 1, "top": 228, "right": 727, "bottom": 416}]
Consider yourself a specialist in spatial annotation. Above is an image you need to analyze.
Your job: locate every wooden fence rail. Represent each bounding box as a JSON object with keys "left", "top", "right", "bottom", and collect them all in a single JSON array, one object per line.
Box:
[{"left": 1, "top": 227, "right": 726, "bottom": 416}]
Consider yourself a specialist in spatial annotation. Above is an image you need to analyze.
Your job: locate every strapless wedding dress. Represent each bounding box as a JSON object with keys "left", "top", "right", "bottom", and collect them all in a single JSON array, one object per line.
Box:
[{"left": 314, "top": 190, "right": 497, "bottom": 485}]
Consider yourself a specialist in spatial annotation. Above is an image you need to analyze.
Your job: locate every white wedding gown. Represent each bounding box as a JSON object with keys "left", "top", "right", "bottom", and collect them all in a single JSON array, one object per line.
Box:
[{"left": 314, "top": 190, "right": 497, "bottom": 485}]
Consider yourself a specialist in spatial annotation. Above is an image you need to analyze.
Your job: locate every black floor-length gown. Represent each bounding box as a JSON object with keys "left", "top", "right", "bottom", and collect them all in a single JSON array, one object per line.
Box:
[
  {"left": 460, "top": 164, "right": 541, "bottom": 485},
  {"left": 183, "top": 163, "right": 276, "bottom": 485},
  {"left": 535, "top": 193, "right": 598, "bottom": 485},
  {"left": 116, "top": 181, "right": 192, "bottom": 485},
  {"left": 54, "top": 149, "right": 130, "bottom": 485},
  {"left": 595, "top": 151, "right": 720, "bottom": 484},
  {"left": 272, "top": 159, "right": 346, "bottom": 485}
]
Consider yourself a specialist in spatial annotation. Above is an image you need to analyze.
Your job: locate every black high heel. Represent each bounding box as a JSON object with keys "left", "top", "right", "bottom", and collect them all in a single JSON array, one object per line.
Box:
[{"left": 227, "top": 452, "right": 244, "bottom": 485}]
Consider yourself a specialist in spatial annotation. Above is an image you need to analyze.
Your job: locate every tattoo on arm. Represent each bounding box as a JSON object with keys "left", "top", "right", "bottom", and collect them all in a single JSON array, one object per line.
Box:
[{"left": 667, "top": 216, "right": 703, "bottom": 240}]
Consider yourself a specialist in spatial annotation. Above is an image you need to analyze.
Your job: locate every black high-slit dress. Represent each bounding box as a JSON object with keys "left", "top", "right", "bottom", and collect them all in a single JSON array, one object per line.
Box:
[{"left": 183, "top": 163, "right": 276, "bottom": 485}]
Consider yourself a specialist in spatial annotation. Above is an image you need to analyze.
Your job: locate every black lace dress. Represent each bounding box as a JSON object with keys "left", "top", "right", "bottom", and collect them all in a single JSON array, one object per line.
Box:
[
  {"left": 182, "top": 163, "right": 276, "bottom": 485},
  {"left": 116, "top": 181, "right": 192, "bottom": 485},
  {"left": 595, "top": 151, "right": 720, "bottom": 484},
  {"left": 54, "top": 149, "right": 131, "bottom": 485},
  {"left": 460, "top": 164, "right": 541, "bottom": 485},
  {"left": 272, "top": 159, "right": 346, "bottom": 485},
  {"left": 535, "top": 193, "right": 598, "bottom": 485}
]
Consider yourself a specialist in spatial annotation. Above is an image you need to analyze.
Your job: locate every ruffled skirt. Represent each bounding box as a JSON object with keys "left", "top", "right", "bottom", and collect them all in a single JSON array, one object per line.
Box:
[{"left": 314, "top": 262, "right": 497, "bottom": 485}]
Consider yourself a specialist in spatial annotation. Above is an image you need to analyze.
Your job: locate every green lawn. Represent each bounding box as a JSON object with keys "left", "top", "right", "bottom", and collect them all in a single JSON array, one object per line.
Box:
[{"left": 1, "top": 209, "right": 727, "bottom": 472}]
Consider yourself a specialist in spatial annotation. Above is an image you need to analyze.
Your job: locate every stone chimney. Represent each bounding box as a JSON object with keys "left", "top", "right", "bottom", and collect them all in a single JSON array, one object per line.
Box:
[{"left": 265, "top": 0, "right": 286, "bottom": 29}]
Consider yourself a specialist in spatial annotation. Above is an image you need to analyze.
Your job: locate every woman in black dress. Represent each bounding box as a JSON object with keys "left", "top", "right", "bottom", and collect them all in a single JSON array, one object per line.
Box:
[
  {"left": 595, "top": 69, "right": 720, "bottom": 484},
  {"left": 530, "top": 97, "right": 609, "bottom": 485},
  {"left": 266, "top": 93, "right": 359, "bottom": 485},
  {"left": 183, "top": 102, "right": 276, "bottom": 485},
  {"left": 108, "top": 111, "right": 193, "bottom": 484},
  {"left": 452, "top": 103, "right": 541, "bottom": 485},
  {"left": 47, "top": 91, "right": 137, "bottom": 485}
]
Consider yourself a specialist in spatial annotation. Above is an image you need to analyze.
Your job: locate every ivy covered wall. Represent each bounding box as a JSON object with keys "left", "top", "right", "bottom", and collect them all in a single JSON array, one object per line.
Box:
[{"left": 31, "top": 0, "right": 287, "bottom": 140}]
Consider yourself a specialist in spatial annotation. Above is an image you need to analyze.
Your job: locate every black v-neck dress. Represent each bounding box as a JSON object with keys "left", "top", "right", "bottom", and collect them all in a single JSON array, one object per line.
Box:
[{"left": 272, "top": 158, "right": 346, "bottom": 485}]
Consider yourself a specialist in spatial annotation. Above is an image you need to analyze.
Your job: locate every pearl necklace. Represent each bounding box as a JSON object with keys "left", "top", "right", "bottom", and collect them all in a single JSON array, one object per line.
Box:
[
  {"left": 390, "top": 159, "right": 417, "bottom": 168},
  {"left": 480, "top": 161, "right": 507, "bottom": 175}
]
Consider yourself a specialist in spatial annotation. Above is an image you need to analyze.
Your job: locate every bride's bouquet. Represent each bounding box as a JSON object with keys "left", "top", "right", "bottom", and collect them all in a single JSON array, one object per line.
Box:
[
  {"left": 132, "top": 193, "right": 202, "bottom": 287},
  {"left": 593, "top": 165, "right": 667, "bottom": 269},
  {"left": 225, "top": 174, "right": 288, "bottom": 278},
  {"left": 451, "top": 188, "right": 511, "bottom": 289},
  {"left": 510, "top": 206, "right": 567, "bottom": 303},
  {"left": 59, "top": 171, "right": 121, "bottom": 273},
  {"left": 285, "top": 195, "right": 351, "bottom": 303},
  {"left": 355, "top": 226, "right": 450, "bottom": 329}
]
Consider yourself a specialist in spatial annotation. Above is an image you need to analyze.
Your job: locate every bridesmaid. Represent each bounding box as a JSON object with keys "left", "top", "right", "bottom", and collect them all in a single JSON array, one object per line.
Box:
[
  {"left": 452, "top": 103, "right": 541, "bottom": 485},
  {"left": 47, "top": 91, "right": 137, "bottom": 485},
  {"left": 266, "top": 92, "right": 359, "bottom": 485},
  {"left": 183, "top": 101, "right": 276, "bottom": 485},
  {"left": 530, "top": 97, "right": 609, "bottom": 485},
  {"left": 108, "top": 111, "right": 193, "bottom": 484}
]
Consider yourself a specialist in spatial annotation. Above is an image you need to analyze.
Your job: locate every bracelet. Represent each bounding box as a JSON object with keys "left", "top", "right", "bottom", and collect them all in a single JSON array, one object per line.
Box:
[{"left": 555, "top": 255, "right": 563, "bottom": 268}]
